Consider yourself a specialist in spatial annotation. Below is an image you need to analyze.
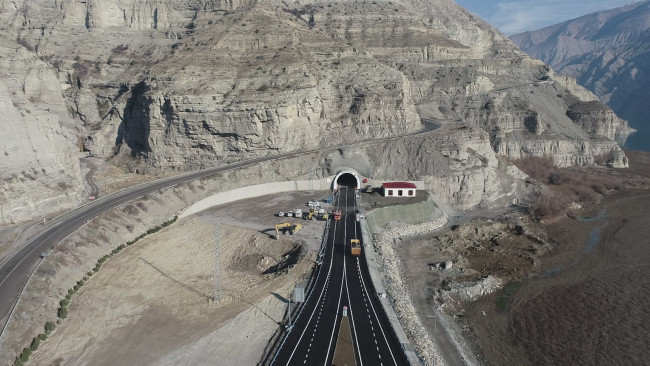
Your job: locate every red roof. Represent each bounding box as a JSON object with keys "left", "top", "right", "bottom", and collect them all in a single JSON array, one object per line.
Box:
[{"left": 382, "top": 182, "right": 417, "bottom": 189}]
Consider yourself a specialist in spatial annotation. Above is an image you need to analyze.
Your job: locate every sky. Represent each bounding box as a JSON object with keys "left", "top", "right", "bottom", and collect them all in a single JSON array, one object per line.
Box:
[{"left": 455, "top": 0, "right": 640, "bottom": 35}]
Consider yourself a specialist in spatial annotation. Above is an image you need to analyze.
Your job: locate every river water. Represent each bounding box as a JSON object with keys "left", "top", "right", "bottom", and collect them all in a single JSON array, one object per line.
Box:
[
  {"left": 538, "top": 210, "right": 608, "bottom": 278},
  {"left": 624, "top": 124, "right": 650, "bottom": 151}
]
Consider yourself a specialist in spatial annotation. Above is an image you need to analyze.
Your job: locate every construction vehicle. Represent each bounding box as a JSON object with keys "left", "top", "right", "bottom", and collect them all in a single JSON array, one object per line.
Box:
[
  {"left": 304, "top": 207, "right": 315, "bottom": 220},
  {"left": 333, "top": 210, "right": 342, "bottom": 221},
  {"left": 350, "top": 239, "right": 361, "bottom": 256},
  {"left": 274, "top": 223, "right": 303, "bottom": 238}
]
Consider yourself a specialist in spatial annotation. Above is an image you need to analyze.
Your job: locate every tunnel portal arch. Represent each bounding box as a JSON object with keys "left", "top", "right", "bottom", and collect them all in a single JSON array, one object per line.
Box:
[{"left": 333, "top": 169, "right": 362, "bottom": 191}]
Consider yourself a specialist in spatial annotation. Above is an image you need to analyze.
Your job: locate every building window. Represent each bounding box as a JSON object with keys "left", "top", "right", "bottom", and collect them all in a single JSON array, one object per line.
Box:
[
  {"left": 387, "top": 189, "right": 393, "bottom": 196},
  {"left": 409, "top": 190, "right": 414, "bottom": 196},
  {"left": 398, "top": 190, "right": 403, "bottom": 196}
]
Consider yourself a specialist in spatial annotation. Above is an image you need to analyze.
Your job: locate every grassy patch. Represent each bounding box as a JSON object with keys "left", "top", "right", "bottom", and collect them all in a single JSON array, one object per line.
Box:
[{"left": 495, "top": 281, "right": 522, "bottom": 313}]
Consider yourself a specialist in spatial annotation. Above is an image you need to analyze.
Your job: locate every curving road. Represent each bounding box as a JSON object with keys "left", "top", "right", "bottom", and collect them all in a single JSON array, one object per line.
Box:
[
  {"left": 0, "top": 153, "right": 306, "bottom": 336},
  {"left": 0, "top": 120, "right": 444, "bottom": 350},
  {"left": 271, "top": 188, "right": 409, "bottom": 365}
]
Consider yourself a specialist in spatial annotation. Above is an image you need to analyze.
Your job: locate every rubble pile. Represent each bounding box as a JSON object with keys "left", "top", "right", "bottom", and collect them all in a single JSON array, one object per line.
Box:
[{"left": 373, "top": 214, "right": 449, "bottom": 366}]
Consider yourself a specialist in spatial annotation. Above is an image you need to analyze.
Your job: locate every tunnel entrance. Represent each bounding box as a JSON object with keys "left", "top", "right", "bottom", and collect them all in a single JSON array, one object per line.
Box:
[
  {"left": 336, "top": 173, "right": 358, "bottom": 189},
  {"left": 332, "top": 169, "right": 361, "bottom": 191}
]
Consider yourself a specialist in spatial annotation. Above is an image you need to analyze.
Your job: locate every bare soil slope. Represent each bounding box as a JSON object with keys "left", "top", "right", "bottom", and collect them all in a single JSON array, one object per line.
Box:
[
  {"left": 29, "top": 218, "right": 314, "bottom": 366},
  {"left": 397, "top": 151, "right": 650, "bottom": 366}
]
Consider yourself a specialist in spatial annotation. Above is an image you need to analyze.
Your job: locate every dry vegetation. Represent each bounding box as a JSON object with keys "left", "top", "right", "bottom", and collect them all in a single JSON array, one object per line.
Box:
[{"left": 515, "top": 157, "right": 622, "bottom": 218}]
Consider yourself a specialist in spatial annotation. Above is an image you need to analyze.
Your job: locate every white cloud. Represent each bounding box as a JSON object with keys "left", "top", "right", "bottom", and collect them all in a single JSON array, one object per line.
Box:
[{"left": 489, "top": 0, "right": 638, "bottom": 35}]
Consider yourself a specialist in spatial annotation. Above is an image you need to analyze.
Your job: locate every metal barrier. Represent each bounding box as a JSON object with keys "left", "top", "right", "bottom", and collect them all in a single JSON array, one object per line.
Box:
[{"left": 257, "top": 218, "right": 331, "bottom": 366}]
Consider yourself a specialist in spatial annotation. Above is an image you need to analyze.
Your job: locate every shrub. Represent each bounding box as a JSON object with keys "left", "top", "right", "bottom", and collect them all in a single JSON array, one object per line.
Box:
[
  {"left": 19, "top": 347, "right": 31, "bottom": 361},
  {"left": 531, "top": 189, "right": 571, "bottom": 218},
  {"left": 513, "top": 156, "right": 554, "bottom": 181},
  {"left": 30, "top": 337, "right": 40, "bottom": 351},
  {"left": 45, "top": 321, "right": 56, "bottom": 333}
]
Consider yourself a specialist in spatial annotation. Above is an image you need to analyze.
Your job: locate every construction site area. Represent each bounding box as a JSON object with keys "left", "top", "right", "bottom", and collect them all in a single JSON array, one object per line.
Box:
[
  {"left": 26, "top": 191, "right": 331, "bottom": 365},
  {"left": 6, "top": 151, "right": 650, "bottom": 366}
]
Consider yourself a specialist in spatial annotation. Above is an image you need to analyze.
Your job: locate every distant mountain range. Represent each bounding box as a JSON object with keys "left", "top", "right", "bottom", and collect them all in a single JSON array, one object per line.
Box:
[{"left": 511, "top": 0, "right": 650, "bottom": 150}]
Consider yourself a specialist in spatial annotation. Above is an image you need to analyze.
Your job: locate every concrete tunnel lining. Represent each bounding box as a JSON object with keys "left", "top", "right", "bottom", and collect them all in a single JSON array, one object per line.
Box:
[{"left": 333, "top": 169, "right": 362, "bottom": 191}]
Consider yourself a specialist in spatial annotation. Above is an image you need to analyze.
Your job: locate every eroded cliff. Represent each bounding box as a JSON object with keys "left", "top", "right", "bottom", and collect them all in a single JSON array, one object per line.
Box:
[{"left": 0, "top": 0, "right": 633, "bottom": 223}]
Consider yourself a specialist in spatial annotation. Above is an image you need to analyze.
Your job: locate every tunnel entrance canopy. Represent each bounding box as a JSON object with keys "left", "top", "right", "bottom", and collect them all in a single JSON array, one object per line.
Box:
[{"left": 333, "top": 169, "right": 361, "bottom": 191}]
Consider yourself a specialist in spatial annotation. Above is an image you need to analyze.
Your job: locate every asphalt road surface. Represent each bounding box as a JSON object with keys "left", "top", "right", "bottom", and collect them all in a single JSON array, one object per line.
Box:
[
  {"left": 0, "top": 154, "right": 290, "bottom": 335},
  {"left": 0, "top": 120, "right": 443, "bottom": 336},
  {"left": 271, "top": 188, "right": 408, "bottom": 365}
]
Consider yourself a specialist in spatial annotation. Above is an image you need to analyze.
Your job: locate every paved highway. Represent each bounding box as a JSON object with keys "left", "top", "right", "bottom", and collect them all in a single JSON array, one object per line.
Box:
[
  {"left": 272, "top": 188, "right": 408, "bottom": 365},
  {"left": 0, "top": 153, "right": 303, "bottom": 335},
  {"left": 0, "top": 119, "right": 442, "bottom": 337}
]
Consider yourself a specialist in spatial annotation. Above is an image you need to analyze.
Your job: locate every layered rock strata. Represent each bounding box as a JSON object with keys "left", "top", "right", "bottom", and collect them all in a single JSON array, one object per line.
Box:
[{"left": 0, "top": 0, "right": 633, "bottom": 223}]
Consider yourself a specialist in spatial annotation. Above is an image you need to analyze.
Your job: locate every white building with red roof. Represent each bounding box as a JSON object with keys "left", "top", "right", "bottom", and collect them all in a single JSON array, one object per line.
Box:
[{"left": 382, "top": 182, "right": 417, "bottom": 197}]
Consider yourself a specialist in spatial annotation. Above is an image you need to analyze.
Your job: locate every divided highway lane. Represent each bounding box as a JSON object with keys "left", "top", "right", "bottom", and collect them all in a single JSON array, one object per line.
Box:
[
  {"left": 341, "top": 189, "right": 408, "bottom": 366},
  {"left": 271, "top": 191, "right": 345, "bottom": 365},
  {"left": 272, "top": 188, "right": 408, "bottom": 365}
]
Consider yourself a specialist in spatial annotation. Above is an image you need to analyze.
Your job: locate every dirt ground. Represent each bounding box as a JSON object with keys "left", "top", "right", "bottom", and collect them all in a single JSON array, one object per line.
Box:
[
  {"left": 194, "top": 190, "right": 331, "bottom": 253},
  {"left": 398, "top": 151, "right": 650, "bottom": 366},
  {"left": 28, "top": 191, "right": 328, "bottom": 366}
]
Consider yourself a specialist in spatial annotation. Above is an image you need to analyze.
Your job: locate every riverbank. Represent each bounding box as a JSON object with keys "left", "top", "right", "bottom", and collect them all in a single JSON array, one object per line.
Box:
[{"left": 465, "top": 150, "right": 650, "bottom": 365}]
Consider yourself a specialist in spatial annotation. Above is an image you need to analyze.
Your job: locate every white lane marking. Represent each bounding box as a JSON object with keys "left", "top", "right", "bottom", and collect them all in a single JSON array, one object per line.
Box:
[
  {"left": 324, "top": 188, "right": 349, "bottom": 365},
  {"left": 286, "top": 192, "right": 341, "bottom": 363},
  {"left": 357, "top": 258, "right": 399, "bottom": 365},
  {"left": 341, "top": 189, "right": 363, "bottom": 366}
]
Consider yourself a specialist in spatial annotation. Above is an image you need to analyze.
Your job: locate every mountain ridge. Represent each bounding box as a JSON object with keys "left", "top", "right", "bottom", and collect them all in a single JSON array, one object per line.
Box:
[
  {"left": 0, "top": 0, "right": 632, "bottom": 225},
  {"left": 511, "top": 0, "right": 650, "bottom": 150}
]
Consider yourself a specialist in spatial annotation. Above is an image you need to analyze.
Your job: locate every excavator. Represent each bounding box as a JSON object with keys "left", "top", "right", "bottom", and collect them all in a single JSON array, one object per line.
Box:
[{"left": 274, "top": 223, "right": 302, "bottom": 239}]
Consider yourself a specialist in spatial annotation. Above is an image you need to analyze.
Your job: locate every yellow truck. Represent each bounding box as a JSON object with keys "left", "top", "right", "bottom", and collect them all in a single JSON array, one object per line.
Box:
[{"left": 350, "top": 239, "right": 361, "bottom": 256}]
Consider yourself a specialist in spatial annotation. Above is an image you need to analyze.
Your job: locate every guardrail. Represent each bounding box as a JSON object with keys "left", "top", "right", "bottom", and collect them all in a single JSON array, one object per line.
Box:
[
  {"left": 359, "top": 210, "right": 423, "bottom": 366},
  {"left": 257, "top": 218, "right": 331, "bottom": 366}
]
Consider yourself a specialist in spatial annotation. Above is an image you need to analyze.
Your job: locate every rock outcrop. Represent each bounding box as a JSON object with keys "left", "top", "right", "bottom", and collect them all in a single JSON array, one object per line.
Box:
[
  {"left": 0, "top": 35, "right": 83, "bottom": 224},
  {"left": 0, "top": 0, "right": 633, "bottom": 223}
]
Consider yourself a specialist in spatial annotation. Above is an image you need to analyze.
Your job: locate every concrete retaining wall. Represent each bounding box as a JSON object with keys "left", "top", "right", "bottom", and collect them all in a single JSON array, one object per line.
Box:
[{"left": 180, "top": 178, "right": 333, "bottom": 218}]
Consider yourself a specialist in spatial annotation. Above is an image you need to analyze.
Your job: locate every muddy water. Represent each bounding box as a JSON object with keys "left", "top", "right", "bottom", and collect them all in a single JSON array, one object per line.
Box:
[{"left": 538, "top": 210, "right": 608, "bottom": 279}]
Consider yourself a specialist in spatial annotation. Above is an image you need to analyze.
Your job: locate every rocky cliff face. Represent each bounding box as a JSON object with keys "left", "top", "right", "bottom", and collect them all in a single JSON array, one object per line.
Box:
[
  {"left": 0, "top": 0, "right": 632, "bottom": 223},
  {"left": 511, "top": 1, "right": 649, "bottom": 150},
  {"left": 0, "top": 35, "right": 83, "bottom": 224}
]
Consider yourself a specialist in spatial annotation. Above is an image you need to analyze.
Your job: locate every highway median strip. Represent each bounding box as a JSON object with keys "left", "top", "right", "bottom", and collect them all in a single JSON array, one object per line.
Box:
[{"left": 12, "top": 216, "right": 178, "bottom": 366}]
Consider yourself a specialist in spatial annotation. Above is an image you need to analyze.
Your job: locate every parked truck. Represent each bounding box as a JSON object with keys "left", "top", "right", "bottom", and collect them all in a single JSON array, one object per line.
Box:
[{"left": 350, "top": 239, "right": 361, "bottom": 256}]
